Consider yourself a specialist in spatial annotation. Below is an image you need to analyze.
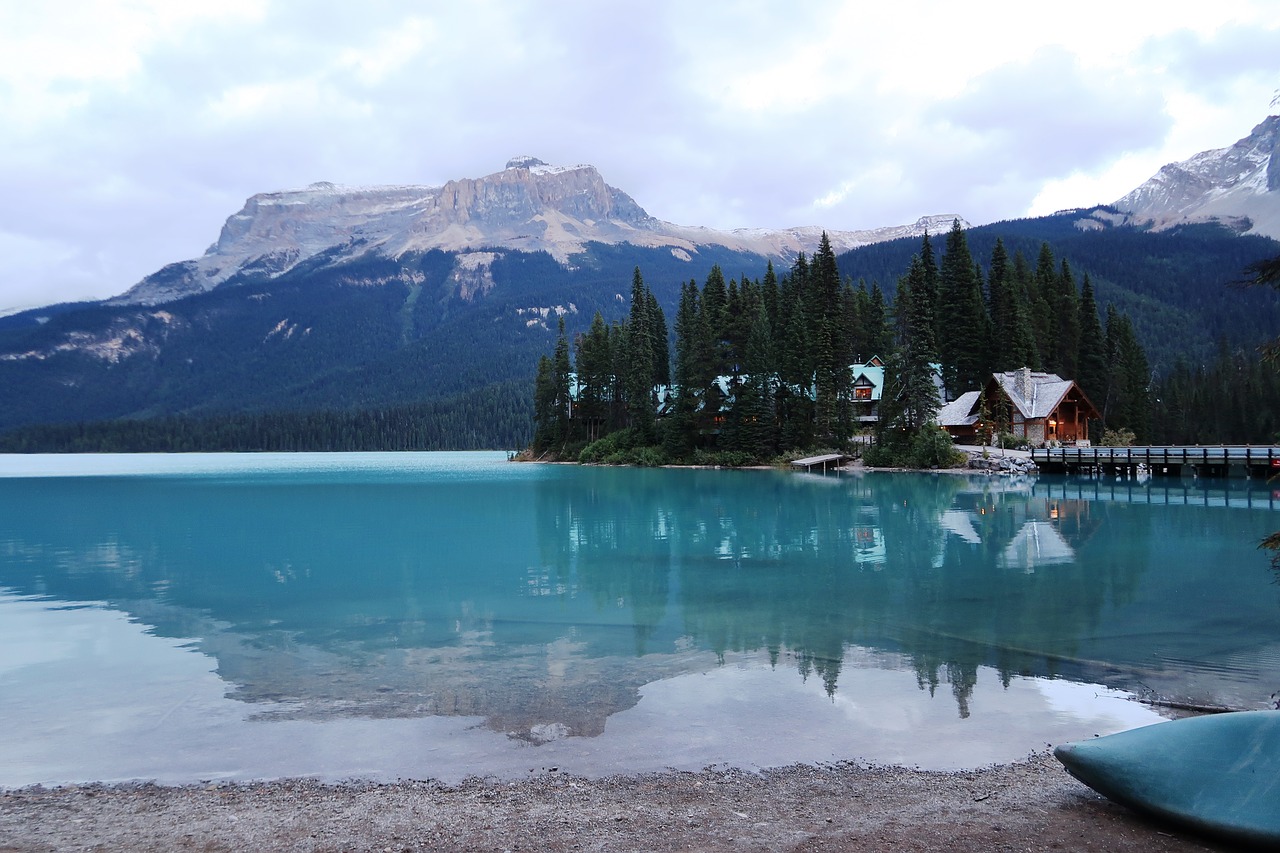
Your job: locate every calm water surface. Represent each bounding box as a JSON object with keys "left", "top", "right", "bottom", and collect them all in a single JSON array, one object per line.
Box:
[{"left": 1, "top": 451, "right": 1277, "bottom": 786}]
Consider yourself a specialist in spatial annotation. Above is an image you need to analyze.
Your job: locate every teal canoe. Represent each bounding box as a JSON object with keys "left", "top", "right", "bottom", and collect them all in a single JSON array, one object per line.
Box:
[{"left": 1054, "top": 711, "right": 1280, "bottom": 847}]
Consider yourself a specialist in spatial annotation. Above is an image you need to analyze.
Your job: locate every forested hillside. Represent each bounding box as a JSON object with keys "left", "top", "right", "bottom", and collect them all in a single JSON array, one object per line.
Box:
[
  {"left": 0, "top": 243, "right": 766, "bottom": 442},
  {"left": 834, "top": 211, "right": 1280, "bottom": 372},
  {"left": 4, "top": 210, "right": 1278, "bottom": 452}
]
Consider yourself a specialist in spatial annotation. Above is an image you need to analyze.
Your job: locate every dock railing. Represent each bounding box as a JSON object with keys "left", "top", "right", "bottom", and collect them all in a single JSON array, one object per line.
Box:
[{"left": 1032, "top": 445, "right": 1280, "bottom": 475}]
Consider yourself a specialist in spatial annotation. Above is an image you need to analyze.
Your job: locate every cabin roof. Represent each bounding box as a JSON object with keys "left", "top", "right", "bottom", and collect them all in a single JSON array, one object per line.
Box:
[
  {"left": 991, "top": 369, "right": 1074, "bottom": 420},
  {"left": 937, "top": 390, "right": 981, "bottom": 427}
]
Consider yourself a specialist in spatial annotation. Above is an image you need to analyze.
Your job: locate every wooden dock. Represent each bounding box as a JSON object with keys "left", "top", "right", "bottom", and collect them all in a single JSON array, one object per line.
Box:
[
  {"left": 1032, "top": 445, "right": 1280, "bottom": 478},
  {"left": 790, "top": 453, "right": 849, "bottom": 474}
]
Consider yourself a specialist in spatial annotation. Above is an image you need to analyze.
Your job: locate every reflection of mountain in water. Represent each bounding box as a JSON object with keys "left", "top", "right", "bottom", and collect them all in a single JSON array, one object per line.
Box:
[{"left": 1, "top": 464, "right": 1276, "bottom": 733}]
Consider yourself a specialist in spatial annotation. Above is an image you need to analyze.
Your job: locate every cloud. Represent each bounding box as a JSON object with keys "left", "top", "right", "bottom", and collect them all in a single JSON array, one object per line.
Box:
[
  {"left": 1, "top": 1, "right": 1278, "bottom": 312},
  {"left": 1143, "top": 23, "right": 1280, "bottom": 99}
]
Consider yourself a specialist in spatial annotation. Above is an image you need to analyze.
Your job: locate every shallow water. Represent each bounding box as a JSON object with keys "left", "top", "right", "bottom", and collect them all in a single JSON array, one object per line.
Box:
[{"left": 1, "top": 452, "right": 1276, "bottom": 786}]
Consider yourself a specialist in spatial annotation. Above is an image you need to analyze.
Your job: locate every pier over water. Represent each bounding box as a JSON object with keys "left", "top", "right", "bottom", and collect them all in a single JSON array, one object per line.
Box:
[{"left": 1032, "top": 445, "right": 1280, "bottom": 479}]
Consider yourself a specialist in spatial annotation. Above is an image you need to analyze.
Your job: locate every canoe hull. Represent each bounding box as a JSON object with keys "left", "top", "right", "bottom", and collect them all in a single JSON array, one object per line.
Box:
[{"left": 1054, "top": 711, "right": 1280, "bottom": 847}]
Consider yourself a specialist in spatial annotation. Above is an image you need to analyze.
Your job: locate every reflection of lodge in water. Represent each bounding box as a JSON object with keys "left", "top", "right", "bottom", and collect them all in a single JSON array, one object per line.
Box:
[
  {"left": 529, "top": 471, "right": 1123, "bottom": 717},
  {"left": 942, "top": 489, "right": 1097, "bottom": 573}
]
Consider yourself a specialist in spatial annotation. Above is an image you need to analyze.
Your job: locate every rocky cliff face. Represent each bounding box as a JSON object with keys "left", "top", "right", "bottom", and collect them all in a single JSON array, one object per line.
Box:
[
  {"left": 114, "top": 157, "right": 963, "bottom": 306},
  {"left": 1114, "top": 115, "right": 1279, "bottom": 238}
]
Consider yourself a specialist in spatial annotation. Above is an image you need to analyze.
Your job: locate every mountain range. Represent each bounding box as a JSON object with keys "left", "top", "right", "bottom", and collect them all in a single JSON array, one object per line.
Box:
[
  {"left": 1, "top": 118, "right": 1278, "bottom": 445},
  {"left": 113, "top": 155, "right": 961, "bottom": 307}
]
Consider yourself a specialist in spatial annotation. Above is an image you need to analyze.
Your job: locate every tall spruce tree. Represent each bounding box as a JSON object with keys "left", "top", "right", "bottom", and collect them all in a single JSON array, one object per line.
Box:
[
  {"left": 666, "top": 280, "right": 702, "bottom": 457},
  {"left": 1054, "top": 259, "right": 1081, "bottom": 379},
  {"left": 1031, "top": 243, "right": 1058, "bottom": 370},
  {"left": 552, "top": 315, "right": 573, "bottom": 444},
  {"left": 777, "top": 255, "right": 814, "bottom": 449},
  {"left": 1010, "top": 250, "right": 1041, "bottom": 369},
  {"left": 762, "top": 260, "right": 780, "bottom": 344},
  {"left": 724, "top": 301, "right": 776, "bottom": 458},
  {"left": 937, "top": 219, "right": 988, "bottom": 397},
  {"left": 886, "top": 253, "right": 941, "bottom": 434},
  {"left": 918, "top": 231, "right": 941, "bottom": 345},
  {"left": 532, "top": 354, "right": 558, "bottom": 451},
  {"left": 1103, "top": 306, "right": 1150, "bottom": 440},
  {"left": 574, "top": 311, "right": 612, "bottom": 442},
  {"left": 811, "top": 233, "right": 848, "bottom": 441},
  {"left": 986, "top": 238, "right": 1037, "bottom": 371},
  {"left": 646, "top": 289, "right": 670, "bottom": 388},
  {"left": 866, "top": 281, "right": 893, "bottom": 358},
  {"left": 1075, "top": 274, "right": 1107, "bottom": 414},
  {"left": 624, "top": 268, "right": 656, "bottom": 441}
]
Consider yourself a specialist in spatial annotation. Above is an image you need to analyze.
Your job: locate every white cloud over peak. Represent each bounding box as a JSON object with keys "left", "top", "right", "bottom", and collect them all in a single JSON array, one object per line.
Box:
[{"left": 0, "top": 0, "right": 1277, "bottom": 313}]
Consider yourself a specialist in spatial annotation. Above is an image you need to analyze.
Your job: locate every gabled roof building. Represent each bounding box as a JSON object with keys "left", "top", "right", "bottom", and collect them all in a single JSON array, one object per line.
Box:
[{"left": 938, "top": 367, "right": 1101, "bottom": 446}]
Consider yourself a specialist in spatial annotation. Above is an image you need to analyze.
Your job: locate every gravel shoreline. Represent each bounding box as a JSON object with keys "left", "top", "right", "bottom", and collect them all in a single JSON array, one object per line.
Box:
[{"left": 0, "top": 753, "right": 1229, "bottom": 852}]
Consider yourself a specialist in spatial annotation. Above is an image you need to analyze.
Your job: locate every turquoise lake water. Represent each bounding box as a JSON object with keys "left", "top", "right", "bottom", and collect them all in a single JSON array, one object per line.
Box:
[{"left": 1, "top": 451, "right": 1277, "bottom": 786}]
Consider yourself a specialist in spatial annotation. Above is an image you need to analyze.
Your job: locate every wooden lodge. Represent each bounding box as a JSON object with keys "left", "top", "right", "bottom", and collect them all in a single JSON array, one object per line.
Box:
[{"left": 938, "top": 367, "right": 1101, "bottom": 446}]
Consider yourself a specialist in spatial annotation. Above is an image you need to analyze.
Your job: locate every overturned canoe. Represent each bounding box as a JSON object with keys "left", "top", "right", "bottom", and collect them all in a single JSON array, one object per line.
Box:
[{"left": 1054, "top": 711, "right": 1280, "bottom": 847}]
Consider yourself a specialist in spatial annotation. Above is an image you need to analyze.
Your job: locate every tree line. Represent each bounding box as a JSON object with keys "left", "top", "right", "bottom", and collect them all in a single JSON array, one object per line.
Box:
[
  {"left": 531, "top": 221, "right": 1159, "bottom": 465},
  {"left": 0, "top": 382, "right": 533, "bottom": 453}
]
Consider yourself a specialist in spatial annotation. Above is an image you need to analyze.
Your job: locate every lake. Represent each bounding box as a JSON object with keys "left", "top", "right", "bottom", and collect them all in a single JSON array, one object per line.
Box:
[{"left": 1, "top": 451, "right": 1277, "bottom": 787}]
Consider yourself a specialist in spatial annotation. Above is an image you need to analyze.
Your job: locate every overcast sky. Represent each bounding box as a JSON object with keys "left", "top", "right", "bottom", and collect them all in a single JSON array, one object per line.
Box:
[{"left": 1, "top": 1, "right": 1277, "bottom": 314}]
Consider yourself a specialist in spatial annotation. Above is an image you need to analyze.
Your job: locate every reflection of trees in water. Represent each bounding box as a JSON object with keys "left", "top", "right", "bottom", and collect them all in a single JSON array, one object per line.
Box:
[
  {"left": 535, "top": 470, "right": 1153, "bottom": 716},
  {"left": 0, "top": 468, "right": 1162, "bottom": 721}
]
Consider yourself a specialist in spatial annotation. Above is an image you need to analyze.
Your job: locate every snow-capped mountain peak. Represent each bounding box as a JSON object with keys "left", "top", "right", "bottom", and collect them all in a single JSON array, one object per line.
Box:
[
  {"left": 1114, "top": 115, "right": 1279, "bottom": 238},
  {"left": 113, "top": 158, "right": 965, "bottom": 306}
]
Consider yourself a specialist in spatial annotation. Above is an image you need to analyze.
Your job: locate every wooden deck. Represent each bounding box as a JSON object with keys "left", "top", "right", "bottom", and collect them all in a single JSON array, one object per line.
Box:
[
  {"left": 1032, "top": 445, "right": 1280, "bottom": 478},
  {"left": 790, "top": 453, "right": 849, "bottom": 474}
]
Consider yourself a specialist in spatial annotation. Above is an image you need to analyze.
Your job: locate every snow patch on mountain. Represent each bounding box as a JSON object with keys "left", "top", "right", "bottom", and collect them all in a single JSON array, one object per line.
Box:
[
  {"left": 1115, "top": 115, "right": 1279, "bottom": 239},
  {"left": 110, "top": 158, "right": 968, "bottom": 307}
]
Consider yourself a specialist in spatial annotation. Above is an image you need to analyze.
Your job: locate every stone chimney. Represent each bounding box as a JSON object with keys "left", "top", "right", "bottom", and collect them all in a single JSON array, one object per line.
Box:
[{"left": 1015, "top": 367, "right": 1033, "bottom": 401}]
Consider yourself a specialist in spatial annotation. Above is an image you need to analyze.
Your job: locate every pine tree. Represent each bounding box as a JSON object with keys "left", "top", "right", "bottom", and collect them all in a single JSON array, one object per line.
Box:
[
  {"left": 1075, "top": 274, "right": 1107, "bottom": 415},
  {"left": 667, "top": 280, "right": 702, "bottom": 456},
  {"left": 986, "top": 238, "right": 1037, "bottom": 371},
  {"left": 919, "top": 231, "right": 940, "bottom": 345},
  {"left": 1103, "top": 306, "right": 1150, "bottom": 440},
  {"left": 866, "top": 281, "right": 893, "bottom": 359},
  {"left": 646, "top": 289, "right": 670, "bottom": 388},
  {"left": 532, "top": 354, "right": 557, "bottom": 451},
  {"left": 1010, "top": 249, "right": 1041, "bottom": 369},
  {"left": 937, "top": 219, "right": 988, "bottom": 397},
  {"left": 700, "top": 264, "right": 729, "bottom": 377},
  {"left": 625, "top": 268, "right": 656, "bottom": 442},
  {"left": 776, "top": 255, "right": 814, "bottom": 449},
  {"left": 811, "top": 232, "right": 848, "bottom": 441},
  {"left": 552, "top": 315, "right": 573, "bottom": 443},
  {"left": 1054, "top": 259, "right": 1081, "bottom": 379},
  {"left": 574, "top": 311, "right": 612, "bottom": 442},
  {"left": 886, "top": 254, "right": 941, "bottom": 434},
  {"left": 724, "top": 301, "right": 776, "bottom": 458},
  {"left": 761, "top": 260, "right": 780, "bottom": 344},
  {"left": 1031, "top": 243, "right": 1058, "bottom": 370}
]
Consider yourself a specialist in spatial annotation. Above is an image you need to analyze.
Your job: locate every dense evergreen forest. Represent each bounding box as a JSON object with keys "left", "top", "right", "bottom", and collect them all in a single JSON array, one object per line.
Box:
[
  {"left": 0, "top": 382, "right": 532, "bottom": 453},
  {"left": 835, "top": 213, "right": 1280, "bottom": 371},
  {"left": 532, "top": 222, "right": 1280, "bottom": 466}
]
